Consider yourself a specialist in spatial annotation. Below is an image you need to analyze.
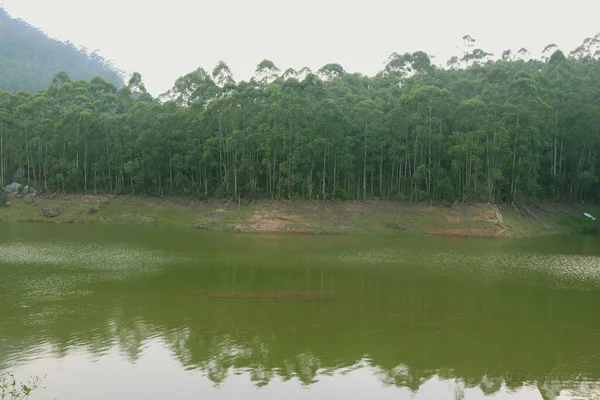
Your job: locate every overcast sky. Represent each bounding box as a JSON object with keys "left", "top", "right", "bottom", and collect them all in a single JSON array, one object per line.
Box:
[{"left": 4, "top": 0, "right": 600, "bottom": 95}]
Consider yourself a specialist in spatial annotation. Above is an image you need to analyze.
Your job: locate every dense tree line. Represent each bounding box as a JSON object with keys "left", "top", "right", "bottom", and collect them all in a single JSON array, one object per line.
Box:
[
  {"left": 1, "top": 34, "right": 600, "bottom": 203},
  {"left": 0, "top": 8, "right": 123, "bottom": 93}
]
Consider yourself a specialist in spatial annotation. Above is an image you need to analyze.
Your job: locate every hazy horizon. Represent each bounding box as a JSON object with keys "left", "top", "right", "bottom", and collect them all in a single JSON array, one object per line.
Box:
[{"left": 4, "top": 0, "right": 600, "bottom": 95}]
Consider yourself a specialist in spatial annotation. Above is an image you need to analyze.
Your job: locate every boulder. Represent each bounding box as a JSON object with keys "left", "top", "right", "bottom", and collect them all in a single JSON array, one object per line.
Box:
[
  {"left": 83, "top": 208, "right": 97, "bottom": 215},
  {"left": 4, "top": 201, "right": 11, "bottom": 207},
  {"left": 42, "top": 207, "right": 60, "bottom": 218},
  {"left": 4, "top": 182, "right": 21, "bottom": 195},
  {"left": 24, "top": 188, "right": 37, "bottom": 199},
  {"left": 196, "top": 222, "right": 215, "bottom": 230}
]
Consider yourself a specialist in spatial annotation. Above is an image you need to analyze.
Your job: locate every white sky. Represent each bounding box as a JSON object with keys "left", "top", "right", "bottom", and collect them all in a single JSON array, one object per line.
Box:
[{"left": 4, "top": 0, "right": 600, "bottom": 95}]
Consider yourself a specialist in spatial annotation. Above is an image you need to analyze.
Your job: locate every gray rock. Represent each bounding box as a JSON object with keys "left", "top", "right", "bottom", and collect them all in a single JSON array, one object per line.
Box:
[
  {"left": 4, "top": 182, "right": 21, "bottom": 194},
  {"left": 83, "top": 208, "right": 97, "bottom": 215},
  {"left": 25, "top": 188, "right": 37, "bottom": 199},
  {"left": 42, "top": 207, "right": 60, "bottom": 218},
  {"left": 4, "top": 201, "right": 11, "bottom": 207},
  {"left": 196, "top": 222, "right": 215, "bottom": 229}
]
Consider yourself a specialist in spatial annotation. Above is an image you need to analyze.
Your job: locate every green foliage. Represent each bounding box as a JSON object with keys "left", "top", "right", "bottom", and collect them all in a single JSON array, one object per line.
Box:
[
  {"left": 0, "top": 34, "right": 600, "bottom": 203},
  {"left": 0, "top": 8, "right": 123, "bottom": 93},
  {"left": 0, "top": 374, "right": 44, "bottom": 400}
]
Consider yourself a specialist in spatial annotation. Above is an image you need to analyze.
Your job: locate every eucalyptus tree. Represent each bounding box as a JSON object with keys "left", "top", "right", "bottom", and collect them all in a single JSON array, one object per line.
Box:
[
  {"left": 255, "top": 60, "right": 280, "bottom": 86},
  {"left": 1, "top": 35, "right": 600, "bottom": 203}
]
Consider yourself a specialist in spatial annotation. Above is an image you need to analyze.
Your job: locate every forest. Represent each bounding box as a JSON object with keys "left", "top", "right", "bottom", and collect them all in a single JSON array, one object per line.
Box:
[
  {"left": 0, "top": 8, "right": 123, "bottom": 93},
  {"left": 1, "top": 34, "right": 600, "bottom": 203}
]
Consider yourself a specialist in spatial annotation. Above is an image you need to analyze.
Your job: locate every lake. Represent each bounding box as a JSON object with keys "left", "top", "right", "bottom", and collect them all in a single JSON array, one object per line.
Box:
[{"left": 1, "top": 223, "right": 600, "bottom": 400}]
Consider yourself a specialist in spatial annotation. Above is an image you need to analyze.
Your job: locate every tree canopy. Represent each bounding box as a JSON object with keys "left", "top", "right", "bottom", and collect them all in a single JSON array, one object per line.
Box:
[
  {"left": 0, "top": 8, "right": 123, "bottom": 93},
  {"left": 1, "top": 34, "right": 600, "bottom": 203}
]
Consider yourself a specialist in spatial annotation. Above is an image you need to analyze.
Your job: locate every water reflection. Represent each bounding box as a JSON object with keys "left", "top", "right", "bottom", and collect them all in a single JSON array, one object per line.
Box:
[{"left": 1, "top": 227, "right": 600, "bottom": 399}]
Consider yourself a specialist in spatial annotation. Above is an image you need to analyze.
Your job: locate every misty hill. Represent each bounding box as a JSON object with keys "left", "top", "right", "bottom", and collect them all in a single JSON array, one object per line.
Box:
[{"left": 0, "top": 8, "right": 123, "bottom": 93}]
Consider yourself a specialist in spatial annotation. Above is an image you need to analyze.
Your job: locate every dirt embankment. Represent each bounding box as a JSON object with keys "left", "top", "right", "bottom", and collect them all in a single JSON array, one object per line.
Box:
[
  {"left": 234, "top": 210, "right": 314, "bottom": 234},
  {"left": 0, "top": 194, "right": 593, "bottom": 237},
  {"left": 426, "top": 203, "right": 509, "bottom": 238}
]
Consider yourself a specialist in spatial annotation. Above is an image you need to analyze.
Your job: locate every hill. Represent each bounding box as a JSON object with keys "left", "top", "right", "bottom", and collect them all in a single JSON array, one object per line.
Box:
[{"left": 0, "top": 8, "right": 123, "bottom": 93}]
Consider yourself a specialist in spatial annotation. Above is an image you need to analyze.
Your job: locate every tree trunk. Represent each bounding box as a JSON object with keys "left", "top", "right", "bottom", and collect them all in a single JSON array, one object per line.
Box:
[
  {"left": 169, "top": 148, "right": 173, "bottom": 190},
  {"left": 84, "top": 139, "right": 88, "bottom": 194},
  {"left": 322, "top": 147, "right": 326, "bottom": 200},
  {"left": 25, "top": 125, "right": 31, "bottom": 186},
  {"left": 370, "top": 151, "right": 374, "bottom": 200},
  {"left": 234, "top": 146, "right": 238, "bottom": 198},
  {"left": 44, "top": 142, "right": 48, "bottom": 191},
  {"left": 428, "top": 107, "right": 432, "bottom": 198},
  {"left": 379, "top": 146, "right": 383, "bottom": 199},
  {"left": 511, "top": 116, "right": 519, "bottom": 201},
  {"left": 363, "top": 121, "right": 367, "bottom": 201},
  {"left": 0, "top": 123, "right": 4, "bottom": 187},
  {"left": 106, "top": 141, "right": 112, "bottom": 193},
  {"left": 333, "top": 153, "right": 337, "bottom": 194}
]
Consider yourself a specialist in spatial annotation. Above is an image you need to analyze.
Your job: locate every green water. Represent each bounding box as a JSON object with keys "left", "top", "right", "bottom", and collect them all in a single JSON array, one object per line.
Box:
[{"left": 1, "top": 224, "right": 600, "bottom": 399}]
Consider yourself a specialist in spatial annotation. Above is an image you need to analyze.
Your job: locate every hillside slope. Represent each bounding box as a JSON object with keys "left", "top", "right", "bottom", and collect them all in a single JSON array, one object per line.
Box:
[
  {"left": 0, "top": 8, "right": 123, "bottom": 93},
  {"left": 0, "top": 194, "right": 597, "bottom": 238}
]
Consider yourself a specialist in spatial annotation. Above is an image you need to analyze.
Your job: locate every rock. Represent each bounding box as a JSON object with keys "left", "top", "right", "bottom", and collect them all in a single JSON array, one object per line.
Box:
[
  {"left": 4, "top": 201, "right": 11, "bottom": 207},
  {"left": 4, "top": 182, "right": 21, "bottom": 195},
  {"left": 141, "top": 216, "right": 157, "bottom": 225},
  {"left": 233, "top": 224, "right": 244, "bottom": 233},
  {"left": 196, "top": 222, "right": 215, "bottom": 229},
  {"left": 83, "top": 208, "right": 97, "bottom": 215},
  {"left": 383, "top": 221, "right": 405, "bottom": 231},
  {"left": 24, "top": 188, "right": 37, "bottom": 199},
  {"left": 42, "top": 207, "right": 60, "bottom": 218}
]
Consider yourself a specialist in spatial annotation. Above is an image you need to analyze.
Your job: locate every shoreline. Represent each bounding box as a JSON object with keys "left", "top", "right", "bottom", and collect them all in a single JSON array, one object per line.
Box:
[{"left": 0, "top": 194, "right": 596, "bottom": 237}]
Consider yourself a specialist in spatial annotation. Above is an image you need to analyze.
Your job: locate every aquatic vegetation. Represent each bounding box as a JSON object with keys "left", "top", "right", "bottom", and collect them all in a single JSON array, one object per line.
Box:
[{"left": 0, "top": 374, "right": 44, "bottom": 400}]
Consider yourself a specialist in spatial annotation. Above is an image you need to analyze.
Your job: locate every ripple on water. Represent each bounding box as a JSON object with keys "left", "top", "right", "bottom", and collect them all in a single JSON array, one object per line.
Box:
[
  {"left": 313, "top": 248, "right": 600, "bottom": 290},
  {"left": 0, "top": 242, "right": 180, "bottom": 270},
  {"left": 0, "top": 242, "right": 185, "bottom": 307}
]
